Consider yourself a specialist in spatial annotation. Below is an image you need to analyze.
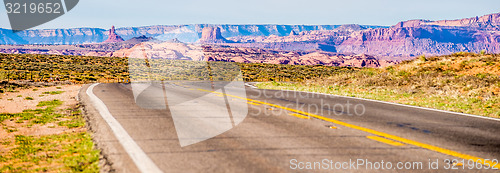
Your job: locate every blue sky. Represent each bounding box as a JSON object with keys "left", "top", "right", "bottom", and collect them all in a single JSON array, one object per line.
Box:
[{"left": 1, "top": 0, "right": 500, "bottom": 29}]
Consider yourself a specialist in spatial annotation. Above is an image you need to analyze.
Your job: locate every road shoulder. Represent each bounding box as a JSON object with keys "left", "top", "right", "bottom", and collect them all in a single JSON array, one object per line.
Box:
[{"left": 79, "top": 84, "right": 140, "bottom": 173}]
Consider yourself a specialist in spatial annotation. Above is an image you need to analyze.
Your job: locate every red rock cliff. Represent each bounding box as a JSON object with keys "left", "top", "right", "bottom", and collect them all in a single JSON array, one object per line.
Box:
[{"left": 103, "top": 26, "right": 125, "bottom": 43}]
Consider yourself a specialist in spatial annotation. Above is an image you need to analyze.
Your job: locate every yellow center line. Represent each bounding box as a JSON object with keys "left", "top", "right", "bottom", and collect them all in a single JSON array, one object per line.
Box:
[
  {"left": 367, "top": 136, "right": 405, "bottom": 146},
  {"left": 289, "top": 113, "right": 310, "bottom": 119},
  {"left": 198, "top": 89, "right": 215, "bottom": 92},
  {"left": 247, "top": 102, "right": 261, "bottom": 106},
  {"left": 196, "top": 88, "right": 500, "bottom": 169}
]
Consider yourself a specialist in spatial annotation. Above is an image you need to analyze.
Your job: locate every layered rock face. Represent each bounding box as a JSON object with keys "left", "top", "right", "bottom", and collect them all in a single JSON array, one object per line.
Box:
[
  {"left": 395, "top": 12, "right": 500, "bottom": 28},
  {"left": 102, "top": 26, "right": 124, "bottom": 43},
  {"left": 0, "top": 24, "right": 366, "bottom": 44},
  {"left": 336, "top": 14, "right": 500, "bottom": 57},
  {"left": 0, "top": 28, "right": 28, "bottom": 44},
  {"left": 8, "top": 28, "right": 108, "bottom": 44},
  {"left": 112, "top": 42, "right": 204, "bottom": 61},
  {"left": 0, "top": 35, "right": 156, "bottom": 57},
  {"left": 203, "top": 46, "right": 395, "bottom": 68},
  {"left": 199, "top": 27, "right": 230, "bottom": 43},
  {"left": 2, "top": 12, "right": 500, "bottom": 59},
  {"left": 231, "top": 12, "right": 500, "bottom": 57}
]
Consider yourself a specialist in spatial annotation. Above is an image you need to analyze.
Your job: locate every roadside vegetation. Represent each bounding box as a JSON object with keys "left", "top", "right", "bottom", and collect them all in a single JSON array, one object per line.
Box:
[
  {"left": 0, "top": 53, "right": 348, "bottom": 85},
  {"left": 1, "top": 52, "right": 497, "bottom": 118},
  {"left": 239, "top": 63, "right": 355, "bottom": 82},
  {"left": 0, "top": 86, "right": 99, "bottom": 172},
  {"left": 0, "top": 53, "right": 128, "bottom": 85},
  {"left": 255, "top": 52, "right": 500, "bottom": 118}
]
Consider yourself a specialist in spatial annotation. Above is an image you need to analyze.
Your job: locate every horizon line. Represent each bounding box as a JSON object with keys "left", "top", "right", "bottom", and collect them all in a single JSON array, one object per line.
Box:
[{"left": 0, "top": 23, "right": 392, "bottom": 31}]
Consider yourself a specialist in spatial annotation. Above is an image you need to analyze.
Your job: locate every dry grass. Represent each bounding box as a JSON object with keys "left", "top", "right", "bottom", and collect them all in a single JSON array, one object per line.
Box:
[
  {"left": 0, "top": 85, "right": 99, "bottom": 172},
  {"left": 257, "top": 53, "right": 500, "bottom": 118}
]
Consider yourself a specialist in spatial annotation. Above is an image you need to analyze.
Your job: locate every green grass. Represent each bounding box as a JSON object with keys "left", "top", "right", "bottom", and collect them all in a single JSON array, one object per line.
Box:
[
  {"left": 58, "top": 109, "right": 85, "bottom": 129},
  {"left": 0, "top": 98, "right": 100, "bottom": 172},
  {"left": 3, "top": 126, "right": 18, "bottom": 133},
  {"left": 58, "top": 118, "right": 85, "bottom": 129},
  {"left": 24, "top": 97, "right": 33, "bottom": 100},
  {"left": 0, "top": 100, "right": 65, "bottom": 126},
  {"left": 42, "top": 91, "right": 65, "bottom": 95},
  {"left": 1, "top": 112, "right": 34, "bottom": 123},
  {"left": 0, "top": 82, "right": 26, "bottom": 93},
  {"left": 0, "top": 133, "right": 99, "bottom": 172},
  {"left": 37, "top": 99, "right": 63, "bottom": 107}
]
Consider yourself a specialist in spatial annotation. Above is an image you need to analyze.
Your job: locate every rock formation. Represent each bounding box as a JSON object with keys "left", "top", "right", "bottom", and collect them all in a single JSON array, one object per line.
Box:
[
  {"left": 203, "top": 46, "right": 395, "bottom": 68},
  {"left": 335, "top": 15, "right": 500, "bottom": 57},
  {"left": 394, "top": 12, "right": 500, "bottom": 28},
  {"left": 199, "top": 27, "right": 231, "bottom": 43},
  {"left": 126, "top": 35, "right": 154, "bottom": 43},
  {"left": 2, "top": 12, "right": 500, "bottom": 60},
  {"left": 112, "top": 42, "right": 204, "bottom": 61},
  {"left": 226, "top": 13, "right": 500, "bottom": 58},
  {"left": 0, "top": 24, "right": 377, "bottom": 44},
  {"left": 103, "top": 26, "right": 124, "bottom": 43}
]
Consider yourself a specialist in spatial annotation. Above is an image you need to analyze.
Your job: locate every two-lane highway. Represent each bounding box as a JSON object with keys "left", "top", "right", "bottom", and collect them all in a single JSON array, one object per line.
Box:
[{"left": 79, "top": 83, "right": 500, "bottom": 172}]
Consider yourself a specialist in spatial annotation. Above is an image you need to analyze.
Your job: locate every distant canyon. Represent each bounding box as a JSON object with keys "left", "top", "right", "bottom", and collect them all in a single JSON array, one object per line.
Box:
[{"left": 1, "top": 12, "right": 499, "bottom": 67}]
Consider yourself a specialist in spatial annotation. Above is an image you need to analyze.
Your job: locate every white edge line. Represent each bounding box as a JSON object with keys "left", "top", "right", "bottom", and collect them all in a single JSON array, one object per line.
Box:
[
  {"left": 86, "top": 83, "right": 163, "bottom": 173},
  {"left": 244, "top": 83, "right": 257, "bottom": 89},
  {"left": 246, "top": 83, "right": 500, "bottom": 122}
]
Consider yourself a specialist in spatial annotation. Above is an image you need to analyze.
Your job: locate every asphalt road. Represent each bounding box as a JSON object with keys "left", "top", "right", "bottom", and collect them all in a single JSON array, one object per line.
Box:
[{"left": 79, "top": 82, "right": 500, "bottom": 172}]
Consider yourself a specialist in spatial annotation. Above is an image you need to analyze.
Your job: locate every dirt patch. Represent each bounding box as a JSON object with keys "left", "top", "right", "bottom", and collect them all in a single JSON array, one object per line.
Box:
[
  {"left": 0, "top": 84, "right": 81, "bottom": 113},
  {"left": 0, "top": 84, "right": 84, "bottom": 139},
  {"left": 0, "top": 84, "right": 99, "bottom": 172}
]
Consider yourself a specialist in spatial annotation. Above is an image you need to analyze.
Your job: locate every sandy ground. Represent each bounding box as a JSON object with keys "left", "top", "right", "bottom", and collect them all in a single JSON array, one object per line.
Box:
[
  {"left": 0, "top": 85, "right": 81, "bottom": 113},
  {"left": 0, "top": 84, "right": 84, "bottom": 139},
  {"left": 0, "top": 84, "right": 89, "bottom": 170}
]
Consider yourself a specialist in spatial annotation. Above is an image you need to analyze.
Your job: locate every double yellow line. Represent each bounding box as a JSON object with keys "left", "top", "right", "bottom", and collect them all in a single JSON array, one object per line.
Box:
[{"left": 197, "top": 88, "right": 500, "bottom": 169}]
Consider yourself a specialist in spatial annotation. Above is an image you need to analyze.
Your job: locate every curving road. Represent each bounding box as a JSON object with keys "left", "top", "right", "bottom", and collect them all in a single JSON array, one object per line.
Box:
[{"left": 79, "top": 83, "right": 500, "bottom": 172}]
